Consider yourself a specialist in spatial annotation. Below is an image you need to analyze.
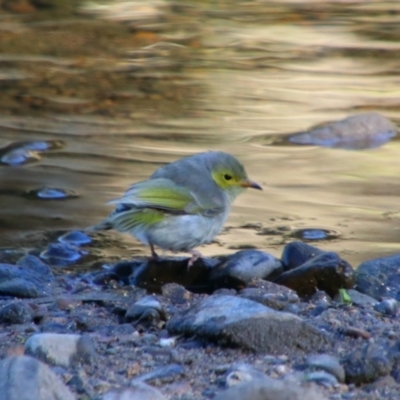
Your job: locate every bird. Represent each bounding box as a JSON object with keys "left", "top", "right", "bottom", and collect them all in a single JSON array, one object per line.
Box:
[{"left": 94, "top": 151, "right": 262, "bottom": 266}]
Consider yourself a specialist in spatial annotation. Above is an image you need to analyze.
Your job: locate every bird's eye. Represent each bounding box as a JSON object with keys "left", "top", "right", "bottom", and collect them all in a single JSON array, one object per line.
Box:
[{"left": 224, "top": 174, "right": 233, "bottom": 181}]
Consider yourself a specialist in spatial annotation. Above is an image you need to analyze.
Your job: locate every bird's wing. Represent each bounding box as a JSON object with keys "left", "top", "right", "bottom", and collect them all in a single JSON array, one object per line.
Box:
[{"left": 109, "top": 178, "right": 222, "bottom": 216}]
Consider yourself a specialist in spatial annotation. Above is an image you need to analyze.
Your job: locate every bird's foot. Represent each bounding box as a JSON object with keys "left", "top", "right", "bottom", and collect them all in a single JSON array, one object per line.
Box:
[
  {"left": 187, "top": 249, "right": 203, "bottom": 269},
  {"left": 149, "top": 243, "right": 160, "bottom": 260}
]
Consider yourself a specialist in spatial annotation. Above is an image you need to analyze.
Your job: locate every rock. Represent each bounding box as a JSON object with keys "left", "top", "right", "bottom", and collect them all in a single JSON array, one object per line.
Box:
[
  {"left": 133, "top": 257, "right": 218, "bottom": 293},
  {"left": 0, "top": 301, "right": 33, "bottom": 324},
  {"left": 58, "top": 230, "right": 92, "bottom": 246},
  {"left": 304, "top": 371, "right": 339, "bottom": 388},
  {"left": 166, "top": 295, "right": 328, "bottom": 353},
  {"left": 25, "top": 333, "right": 95, "bottom": 367},
  {"left": 125, "top": 296, "right": 165, "bottom": 324},
  {"left": 210, "top": 250, "right": 283, "bottom": 289},
  {"left": 0, "top": 355, "right": 75, "bottom": 400},
  {"left": 343, "top": 341, "right": 394, "bottom": 384},
  {"left": 305, "top": 354, "right": 345, "bottom": 383},
  {"left": 239, "top": 282, "right": 299, "bottom": 311},
  {"left": 333, "top": 289, "right": 378, "bottom": 307},
  {"left": 274, "top": 252, "right": 354, "bottom": 297},
  {"left": 374, "top": 298, "right": 399, "bottom": 317},
  {"left": 103, "top": 382, "right": 167, "bottom": 400},
  {"left": 224, "top": 363, "right": 268, "bottom": 387},
  {"left": 355, "top": 254, "right": 400, "bottom": 300},
  {"left": 40, "top": 243, "right": 88, "bottom": 267},
  {"left": 132, "top": 364, "right": 185, "bottom": 384},
  {"left": 0, "top": 259, "right": 53, "bottom": 298},
  {"left": 289, "top": 112, "right": 397, "bottom": 149},
  {"left": 161, "top": 283, "right": 193, "bottom": 304},
  {"left": 281, "top": 241, "right": 325, "bottom": 271},
  {"left": 213, "top": 377, "right": 327, "bottom": 400}
]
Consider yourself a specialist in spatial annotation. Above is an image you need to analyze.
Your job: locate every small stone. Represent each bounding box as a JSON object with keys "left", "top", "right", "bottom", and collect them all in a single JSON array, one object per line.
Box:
[
  {"left": 25, "top": 333, "right": 95, "bottom": 367},
  {"left": 305, "top": 354, "right": 345, "bottom": 383},
  {"left": 125, "top": 295, "right": 165, "bottom": 323},
  {"left": 224, "top": 363, "right": 268, "bottom": 387},
  {"left": 103, "top": 382, "right": 167, "bottom": 400},
  {"left": 132, "top": 364, "right": 185, "bottom": 384},
  {"left": 305, "top": 371, "right": 339, "bottom": 388},
  {"left": 40, "top": 243, "right": 87, "bottom": 266},
  {"left": 0, "top": 301, "right": 33, "bottom": 324},
  {"left": 333, "top": 289, "right": 378, "bottom": 307},
  {"left": 58, "top": 231, "right": 92, "bottom": 246}
]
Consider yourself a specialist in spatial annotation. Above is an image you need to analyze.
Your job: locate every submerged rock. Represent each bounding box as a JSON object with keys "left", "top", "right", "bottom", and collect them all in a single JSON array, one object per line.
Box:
[
  {"left": 289, "top": 112, "right": 397, "bottom": 149},
  {"left": 281, "top": 241, "right": 325, "bottom": 271}
]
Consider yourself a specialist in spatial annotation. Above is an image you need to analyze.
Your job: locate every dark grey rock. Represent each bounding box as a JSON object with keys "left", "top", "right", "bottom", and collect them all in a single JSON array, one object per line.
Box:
[
  {"left": 305, "top": 354, "right": 345, "bottom": 383},
  {"left": 0, "top": 301, "right": 33, "bottom": 324},
  {"left": 125, "top": 295, "right": 164, "bottom": 323},
  {"left": 275, "top": 252, "right": 354, "bottom": 297},
  {"left": 58, "top": 230, "right": 92, "bottom": 246},
  {"left": 0, "top": 355, "right": 75, "bottom": 400},
  {"left": 40, "top": 243, "right": 88, "bottom": 267},
  {"left": 355, "top": 254, "right": 400, "bottom": 300},
  {"left": 25, "top": 333, "right": 95, "bottom": 367},
  {"left": 213, "top": 377, "right": 328, "bottom": 400},
  {"left": 210, "top": 250, "right": 283, "bottom": 288},
  {"left": 343, "top": 341, "right": 394, "bottom": 384},
  {"left": 281, "top": 241, "right": 326, "bottom": 271},
  {"left": 133, "top": 257, "right": 218, "bottom": 293},
  {"left": 166, "top": 295, "right": 328, "bottom": 353},
  {"left": 103, "top": 382, "right": 167, "bottom": 400},
  {"left": 289, "top": 112, "right": 397, "bottom": 149},
  {"left": 0, "top": 260, "right": 53, "bottom": 298}
]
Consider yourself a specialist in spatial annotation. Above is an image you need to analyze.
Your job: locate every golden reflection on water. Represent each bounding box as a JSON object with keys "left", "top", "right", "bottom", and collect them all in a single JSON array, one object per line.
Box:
[{"left": 0, "top": 0, "right": 400, "bottom": 267}]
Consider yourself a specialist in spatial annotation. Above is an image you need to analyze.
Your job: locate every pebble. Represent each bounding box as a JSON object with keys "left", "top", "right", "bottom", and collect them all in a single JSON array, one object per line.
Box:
[
  {"left": 224, "top": 363, "right": 268, "bottom": 387},
  {"left": 25, "top": 333, "right": 95, "bottom": 367},
  {"left": 40, "top": 243, "right": 88, "bottom": 266},
  {"left": 305, "top": 354, "right": 345, "bottom": 383},
  {"left": 374, "top": 298, "right": 399, "bottom": 317},
  {"left": 58, "top": 230, "right": 92, "bottom": 246},
  {"left": 281, "top": 241, "right": 326, "bottom": 271},
  {"left": 0, "top": 301, "right": 33, "bottom": 324},
  {"left": 103, "top": 382, "right": 167, "bottom": 400}
]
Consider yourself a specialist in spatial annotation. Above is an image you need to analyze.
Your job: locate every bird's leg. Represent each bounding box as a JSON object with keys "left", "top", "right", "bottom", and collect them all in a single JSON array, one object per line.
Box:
[
  {"left": 149, "top": 243, "right": 159, "bottom": 259},
  {"left": 187, "top": 249, "right": 203, "bottom": 268}
]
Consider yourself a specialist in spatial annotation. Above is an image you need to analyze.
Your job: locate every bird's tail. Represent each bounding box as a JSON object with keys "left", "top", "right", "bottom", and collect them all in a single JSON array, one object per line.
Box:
[{"left": 86, "top": 218, "right": 113, "bottom": 232}]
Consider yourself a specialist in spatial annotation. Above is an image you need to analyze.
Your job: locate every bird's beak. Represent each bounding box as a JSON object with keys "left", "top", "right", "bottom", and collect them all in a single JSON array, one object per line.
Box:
[{"left": 240, "top": 179, "right": 262, "bottom": 190}]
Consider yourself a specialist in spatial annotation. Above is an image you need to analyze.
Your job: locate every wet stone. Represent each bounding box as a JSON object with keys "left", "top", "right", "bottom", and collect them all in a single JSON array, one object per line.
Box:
[
  {"left": 40, "top": 243, "right": 88, "bottom": 266},
  {"left": 58, "top": 230, "right": 92, "bottom": 246},
  {"left": 25, "top": 333, "right": 95, "bottom": 367},
  {"left": 290, "top": 228, "right": 340, "bottom": 241},
  {"left": 133, "top": 257, "right": 218, "bottom": 293},
  {"left": 274, "top": 251, "right": 354, "bottom": 298},
  {"left": 166, "top": 295, "right": 328, "bottom": 353},
  {"left": 304, "top": 371, "right": 339, "bottom": 388},
  {"left": 343, "top": 341, "right": 394, "bottom": 384},
  {"left": 289, "top": 112, "right": 397, "bottom": 149},
  {"left": 210, "top": 250, "right": 283, "bottom": 289},
  {"left": 281, "top": 241, "right": 325, "bottom": 271},
  {"left": 0, "top": 355, "right": 75, "bottom": 400},
  {"left": 333, "top": 288, "right": 378, "bottom": 307},
  {"left": 355, "top": 253, "right": 400, "bottom": 301},
  {"left": 0, "top": 301, "right": 33, "bottom": 324}
]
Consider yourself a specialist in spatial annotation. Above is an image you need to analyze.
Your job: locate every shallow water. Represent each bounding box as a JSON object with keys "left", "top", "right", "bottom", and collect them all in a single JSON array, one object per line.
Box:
[{"left": 0, "top": 0, "right": 400, "bottom": 267}]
